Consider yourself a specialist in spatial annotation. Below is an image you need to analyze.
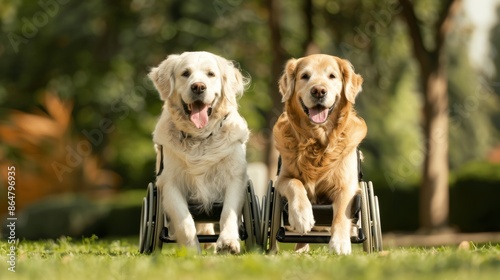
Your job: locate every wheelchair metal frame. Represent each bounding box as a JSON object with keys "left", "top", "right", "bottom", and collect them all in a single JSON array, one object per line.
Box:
[
  {"left": 139, "top": 144, "right": 262, "bottom": 254},
  {"left": 260, "top": 150, "right": 383, "bottom": 254}
]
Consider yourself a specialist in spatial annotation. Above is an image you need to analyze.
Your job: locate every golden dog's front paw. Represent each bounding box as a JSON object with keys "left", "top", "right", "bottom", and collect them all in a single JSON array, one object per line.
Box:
[
  {"left": 329, "top": 234, "right": 352, "bottom": 255},
  {"left": 288, "top": 198, "right": 315, "bottom": 234}
]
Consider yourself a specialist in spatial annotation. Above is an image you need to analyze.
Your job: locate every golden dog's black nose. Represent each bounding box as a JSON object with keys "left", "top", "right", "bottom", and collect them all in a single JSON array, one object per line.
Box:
[
  {"left": 311, "top": 85, "right": 327, "bottom": 98},
  {"left": 191, "top": 82, "right": 206, "bottom": 94}
]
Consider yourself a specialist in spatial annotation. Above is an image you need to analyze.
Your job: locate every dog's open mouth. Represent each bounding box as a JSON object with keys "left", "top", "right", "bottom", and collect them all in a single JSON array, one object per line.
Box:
[
  {"left": 300, "top": 99, "right": 334, "bottom": 124},
  {"left": 182, "top": 100, "right": 213, "bottom": 129}
]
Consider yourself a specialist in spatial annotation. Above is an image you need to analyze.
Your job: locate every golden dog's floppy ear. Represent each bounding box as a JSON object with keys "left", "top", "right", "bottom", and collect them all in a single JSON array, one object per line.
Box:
[
  {"left": 279, "top": 58, "right": 297, "bottom": 103},
  {"left": 337, "top": 58, "right": 363, "bottom": 104},
  {"left": 148, "top": 54, "right": 180, "bottom": 101}
]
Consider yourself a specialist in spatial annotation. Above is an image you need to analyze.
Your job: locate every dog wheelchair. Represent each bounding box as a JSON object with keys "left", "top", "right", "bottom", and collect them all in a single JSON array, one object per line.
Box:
[
  {"left": 261, "top": 150, "right": 383, "bottom": 253},
  {"left": 138, "top": 146, "right": 262, "bottom": 254}
]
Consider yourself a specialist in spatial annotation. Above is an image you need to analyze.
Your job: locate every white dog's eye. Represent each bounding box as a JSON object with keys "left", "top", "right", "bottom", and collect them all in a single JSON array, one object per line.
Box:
[
  {"left": 301, "top": 73, "right": 310, "bottom": 80},
  {"left": 181, "top": 70, "right": 191, "bottom": 77},
  {"left": 329, "top": 73, "right": 336, "bottom": 79},
  {"left": 207, "top": 71, "right": 215, "bottom": 77}
]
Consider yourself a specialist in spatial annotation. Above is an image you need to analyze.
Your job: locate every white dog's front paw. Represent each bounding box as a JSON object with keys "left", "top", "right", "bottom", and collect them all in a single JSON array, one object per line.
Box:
[
  {"left": 216, "top": 228, "right": 241, "bottom": 254},
  {"left": 329, "top": 234, "right": 352, "bottom": 255},
  {"left": 288, "top": 198, "right": 315, "bottom": 234},
  {"left": 216, "top": 236, "right": 240, "bottom": 254}
]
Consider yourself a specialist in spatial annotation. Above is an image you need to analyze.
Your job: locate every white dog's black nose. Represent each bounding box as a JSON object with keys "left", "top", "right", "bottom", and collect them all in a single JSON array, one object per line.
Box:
[
  {"left": 191, "top": 82, "right": 206, "bottom": 94},
  {"left": 311, "top": 85, "right": 327, "bottom": 98}
]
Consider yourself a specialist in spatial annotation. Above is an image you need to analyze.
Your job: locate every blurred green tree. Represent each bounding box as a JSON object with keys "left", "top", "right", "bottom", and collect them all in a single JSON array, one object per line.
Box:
[
  {"left": 398, "top": 0, "right": 460, "bottom": 231},
  {"left": 488, "top": 5, "right": 500, "bottom": 134}
]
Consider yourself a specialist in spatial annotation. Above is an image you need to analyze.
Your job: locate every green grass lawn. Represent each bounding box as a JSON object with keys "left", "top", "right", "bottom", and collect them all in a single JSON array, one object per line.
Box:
[{"left": 1, "top": 237, "right": 499, "bottom": 280}]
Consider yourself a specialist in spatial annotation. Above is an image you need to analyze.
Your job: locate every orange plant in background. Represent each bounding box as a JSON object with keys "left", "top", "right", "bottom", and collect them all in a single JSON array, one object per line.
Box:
[
  {"left": 488, "top": 145, "right": 500, "bottom": 163},
  {"left": 0, "top": 92, "right": 120, "bottom": 215}
]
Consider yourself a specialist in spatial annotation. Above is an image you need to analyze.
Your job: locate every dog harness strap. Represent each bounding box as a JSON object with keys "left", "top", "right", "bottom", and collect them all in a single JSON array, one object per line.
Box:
[
  {"left": 156, "top": 145, "right": 164, "bottom": 177},
  {"left": 357, "top": 147, "right": 363, "bottom": 181},
  {"left": 277, "top": 155, "right": 282, "bottom": 176}
]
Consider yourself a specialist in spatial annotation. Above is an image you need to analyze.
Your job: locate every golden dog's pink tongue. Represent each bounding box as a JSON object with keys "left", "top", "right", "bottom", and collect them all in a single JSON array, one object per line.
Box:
[
  {"left": 190, "top": 102, "right": 209, "bottom": 129},
  {"left": 309, "top": 106, "right": 329, "bottom": 123}
]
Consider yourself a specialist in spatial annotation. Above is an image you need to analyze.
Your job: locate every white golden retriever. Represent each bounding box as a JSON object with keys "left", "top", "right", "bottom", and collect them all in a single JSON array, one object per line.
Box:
[{"left": 148, "top": 51, "right": 249, "bottom": 254}]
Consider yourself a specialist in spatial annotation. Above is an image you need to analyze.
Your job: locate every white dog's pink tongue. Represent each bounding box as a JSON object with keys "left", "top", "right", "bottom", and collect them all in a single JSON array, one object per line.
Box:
[
  {"left": 190, "top": 102, "right": 209, "bottom": 129},
  {"left": 309, "top": 106, "right": 329, "bottom": 123}
]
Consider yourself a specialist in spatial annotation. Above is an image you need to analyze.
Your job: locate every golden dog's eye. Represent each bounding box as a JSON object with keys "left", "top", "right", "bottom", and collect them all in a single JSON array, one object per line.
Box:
[
  {"left": 301, "top": 73, "right": 310, "bottom": 80},
  {"left": 329, "top": 74, "right": 336, "bottom": 79},
  {"left": 181, "top": 70, "right": 191, "bottom": 77},
  {"left": 207, "top": 71, "right": 215, "bottom": 77}
]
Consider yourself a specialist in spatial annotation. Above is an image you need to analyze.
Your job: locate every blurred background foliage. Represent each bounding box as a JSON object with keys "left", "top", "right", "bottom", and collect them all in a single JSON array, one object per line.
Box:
[{"left": 0, "top": 0, "right": 499, "bottom": 234}]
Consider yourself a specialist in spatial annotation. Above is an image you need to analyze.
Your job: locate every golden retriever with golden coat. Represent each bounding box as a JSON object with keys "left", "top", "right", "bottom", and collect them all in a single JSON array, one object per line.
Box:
[{"left": 273, "top": 54, "right": 367, "bottom": 255}]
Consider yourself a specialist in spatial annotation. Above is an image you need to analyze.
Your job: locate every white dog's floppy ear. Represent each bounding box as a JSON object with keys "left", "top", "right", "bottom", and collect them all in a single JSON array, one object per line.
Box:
[
  {"left": 337, "top": 57, "right": 363, "bottom": 104},
  {"left": 148, "top": 54, "right": 180, "bottom": 101},
  {"left": 278, "top": 58, "right": 297, "bottom": 103},
  {"left": 217, "top": 56, "right": 249, "bottom": 104}
]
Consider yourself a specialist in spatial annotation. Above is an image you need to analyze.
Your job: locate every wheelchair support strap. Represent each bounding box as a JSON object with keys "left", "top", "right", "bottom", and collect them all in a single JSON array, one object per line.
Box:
[
  {"left": 156, "top": 145, "right": 164, "bottom": 177},
  {"left": 357, "top": 148, "right": 363, "bottom": 181}
]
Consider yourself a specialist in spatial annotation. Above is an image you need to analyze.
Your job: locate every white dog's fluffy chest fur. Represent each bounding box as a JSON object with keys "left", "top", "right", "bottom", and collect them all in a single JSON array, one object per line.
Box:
[{"left": 153, "top": 109, "right": 249, "bottom": 208}]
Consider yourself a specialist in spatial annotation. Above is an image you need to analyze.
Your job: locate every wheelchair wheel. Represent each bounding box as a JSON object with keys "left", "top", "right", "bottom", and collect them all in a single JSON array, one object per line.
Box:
[
  {"left": 369, "top": 181, "right": 383, "bottom": 251},
  {"left": 360, "top": 182, "right": 373, "bottom": 253},
  {"left": 268, "top": 182, "right": 282, "bottom": 254},
  {"left": 139, "top": 183, "right": 155, "bottom": 253},
  {"left": 261, "top": 180, "right": 273, "bottom": 251},
  {"left": 151, "top": 183, "right": 164, "bottom": 253},
  {"left": 374, "top": 196, "right": 383, "bottom": 251},
  {"left": 243, "top": 180, "right": 262, "bottom": 251},
  {"left": 139, "top": 182, "right": 163, "bottom": 254},
  {"left": 139, "top": 196, "right": 148, "bottom": 253}
]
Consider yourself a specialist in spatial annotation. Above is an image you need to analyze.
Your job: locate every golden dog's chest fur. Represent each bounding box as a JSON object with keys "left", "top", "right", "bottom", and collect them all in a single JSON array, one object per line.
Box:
[{"left": 274, "top": 101, "right": 367, "bottom": 204}]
